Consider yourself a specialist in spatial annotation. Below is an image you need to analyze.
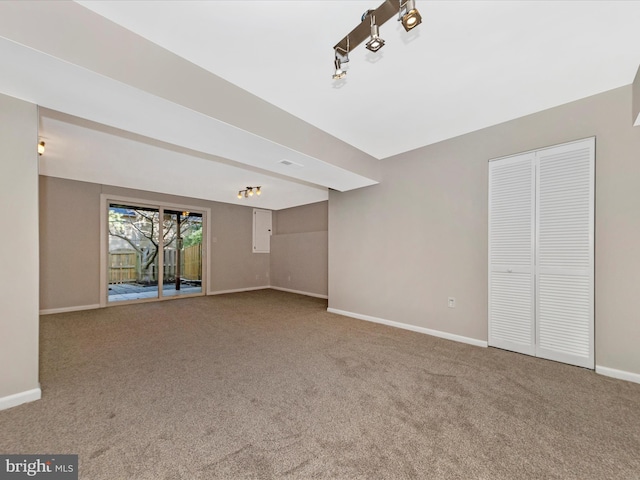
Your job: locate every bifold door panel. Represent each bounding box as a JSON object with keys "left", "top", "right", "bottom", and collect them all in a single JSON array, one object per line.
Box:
[{"left": 488, "top": 153, "right": 536, "bottom": 356}]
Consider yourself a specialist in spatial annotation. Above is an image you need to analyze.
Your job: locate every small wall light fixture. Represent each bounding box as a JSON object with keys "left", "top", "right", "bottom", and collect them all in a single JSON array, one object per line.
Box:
[
  {"left": 38, "top": 141, "right": 45, "bottom": 156},
  {"left": 237, "top": 186, "right": 261, "bottom": 199}
]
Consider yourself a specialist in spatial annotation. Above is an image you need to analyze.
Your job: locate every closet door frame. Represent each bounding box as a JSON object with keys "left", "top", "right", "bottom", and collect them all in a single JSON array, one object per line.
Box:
[{"left": 488, "top": 137, "right": 595, "bottom": 369}]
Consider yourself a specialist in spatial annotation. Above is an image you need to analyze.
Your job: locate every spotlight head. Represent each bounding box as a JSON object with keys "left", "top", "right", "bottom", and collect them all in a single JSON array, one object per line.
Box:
[
  {"left": 256, "top": 186, "right": 261, "bottom": 196},
  {"left": 400, "top": 0, "right": 422, "bottom": 31},
  {"left": 402, "top": 8, "right": 422, "bottom": 31},
  {"left": 38, "top": 141, "right": 45, "bottom": 155},
  {"left": 365, "top": 23, "right": 385, "bottom": 53},
  {"left": 332, "top": 69, "right": 346, "bottom": 80},
  {"left": 332, "top": 56, "right": 347, "bottom": 80},
  {"left": 237, "top": 191, "right": 242, "bottom": 199},
  {"left": 248, "top": 187, "right": 254, "bottom": 196},
  {"left": 365, "top": 36, "right": 385, "bottom": 52}
]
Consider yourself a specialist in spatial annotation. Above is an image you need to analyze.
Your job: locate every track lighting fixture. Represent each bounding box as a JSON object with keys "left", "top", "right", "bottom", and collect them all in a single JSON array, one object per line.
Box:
[
  {"left": 332, "top": 0, "right": 422, "bottom": 78},
  {"left": 237, "top": 186, "right": 262, "bottom": 199},
  {"left": 399, "top": 0, "right": 422, "bottom": 31},
  {"left": 38, "top": 141, "right": 45, "bottom": 155},
  {"left": 365, "top": 15, "right": 385, "bottom": 53}
]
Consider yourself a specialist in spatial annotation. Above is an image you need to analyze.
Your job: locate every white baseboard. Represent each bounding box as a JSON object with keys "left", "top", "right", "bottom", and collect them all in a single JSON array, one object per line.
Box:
[
  {"left": 270, "top": 287, "right": 328, "bottom": 299},
  {"left": 41, "top": 287, "right": 318, "bottom": 310},
  {"left": 40, "top": 304, "right": 101, "bottom": 315},
  {"left": 596, "top": 365, "right": 640, "bottom": 384},
  {"left": 0, "top": 387, "right": 41, "bottom": 411},
  {"left": 207, "top": 286, "right": 270, "bottom": 296},
  {"left": 327, "top": 308, "right": 488, "bottom": 348}
]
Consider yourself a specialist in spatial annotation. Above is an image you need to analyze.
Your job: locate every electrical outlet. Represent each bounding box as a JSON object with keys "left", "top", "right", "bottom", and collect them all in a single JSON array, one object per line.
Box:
[{"left": 448, "top": 297, "right": 456, "bottom": 308}]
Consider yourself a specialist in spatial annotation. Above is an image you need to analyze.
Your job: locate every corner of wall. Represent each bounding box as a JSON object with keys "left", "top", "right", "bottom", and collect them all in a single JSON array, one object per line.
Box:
[
  {"left": 633, "top": 65, "right": 640, "bottom": 126},
  {"left": 0, "top": 387, "right": 41, "bottom": 411}
]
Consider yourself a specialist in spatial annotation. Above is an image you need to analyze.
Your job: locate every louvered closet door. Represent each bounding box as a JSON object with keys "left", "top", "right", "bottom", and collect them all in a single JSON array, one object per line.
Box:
[
  {"left": 488, "top": 153, "right": 536, "bottom": 356},
  {"left": 535, "top": 138, "right": 594, "bottom": 368}
]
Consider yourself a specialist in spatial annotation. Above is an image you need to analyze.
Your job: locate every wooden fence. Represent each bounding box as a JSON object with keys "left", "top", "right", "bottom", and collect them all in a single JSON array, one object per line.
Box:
[
  {"left": 109, "top": 243, "right": 201, "bottom": 284},
  {"left": 109, "top": 252, "right": 138, "bottom": 284},
  {"left": 183, "top": 243, "right": 202, "bottom": 281}
]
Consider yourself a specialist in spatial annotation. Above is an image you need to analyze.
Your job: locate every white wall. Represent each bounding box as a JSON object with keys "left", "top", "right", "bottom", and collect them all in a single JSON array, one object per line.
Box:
[{"left": 0, "top": 93, "right": 40, "bottom": 408}]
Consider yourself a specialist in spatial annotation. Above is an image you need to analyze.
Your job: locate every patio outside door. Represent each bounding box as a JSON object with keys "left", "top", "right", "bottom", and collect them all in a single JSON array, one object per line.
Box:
[{"left": 107, "top": 202, "right": 203, "bottom": 303}]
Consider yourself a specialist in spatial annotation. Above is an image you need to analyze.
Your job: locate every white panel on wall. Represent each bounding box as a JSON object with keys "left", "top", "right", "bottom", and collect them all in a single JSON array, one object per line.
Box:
[
  {"left": 253, "top": 208, "right": 272, "bottom": 253},
  {"left": 488, "top": 153, "right": 535, "bottom": 355}
]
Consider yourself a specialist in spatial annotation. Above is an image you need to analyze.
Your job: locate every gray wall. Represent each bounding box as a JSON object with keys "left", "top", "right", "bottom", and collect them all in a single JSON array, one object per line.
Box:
[
  {"left": 273, "top": 201, "right": 328, "bottom": 234},
  {"left": 0, "top": 93, "right": 39, "bottom": 400},
  {"left": 270, "top": 202, "right": 328, "bottom": 296},
  {"left": 39, "top": 177, "right": 271, "bottom": 311},
  {"left": 329, "top": 85, "right": 640, "bottom": 376},
  {"left": 39, "top": 177, "right": 101, "bottom": 308}
]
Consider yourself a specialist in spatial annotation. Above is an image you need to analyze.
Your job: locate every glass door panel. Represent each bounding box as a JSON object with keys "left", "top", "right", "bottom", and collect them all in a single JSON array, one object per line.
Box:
[
  {"left": 108, "top": 204, "right": 160, "bottom": 302},
  {"left": 162, "top": 210, "right": 203, "bottom": 298}
]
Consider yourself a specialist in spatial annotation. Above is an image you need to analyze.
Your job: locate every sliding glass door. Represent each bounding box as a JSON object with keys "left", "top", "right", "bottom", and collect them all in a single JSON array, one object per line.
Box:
[
  {"left": 107, "top": 202, "right": 204, "bottom": 304},
  {"left": 163, "top": 210, "right": 203, "bottom": 297}
]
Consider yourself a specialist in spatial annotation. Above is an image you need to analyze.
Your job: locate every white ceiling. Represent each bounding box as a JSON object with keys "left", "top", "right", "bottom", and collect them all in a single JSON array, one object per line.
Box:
[
  {"left": 2, "top": 1, "right": 640, "bottom": 209},
  {"left": 77, "top": 0, "right": 640, "bottom": 159},
  {"left": 39, "top": 110, "right": 330, "bottom": 211}
]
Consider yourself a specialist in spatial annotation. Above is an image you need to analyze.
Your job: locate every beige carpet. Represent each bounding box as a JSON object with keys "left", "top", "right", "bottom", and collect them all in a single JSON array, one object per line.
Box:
[{"left": 1, "top": 289, "right": 639, "bottom": 479}]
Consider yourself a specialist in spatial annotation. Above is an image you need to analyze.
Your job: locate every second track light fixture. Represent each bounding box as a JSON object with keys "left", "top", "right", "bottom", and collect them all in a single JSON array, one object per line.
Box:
[
  {"left": 332, "top": 0, "right": 422, "bottom": 78},
  {"left": 237, "top": 186, "right": 262, "bottom": 199}
]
